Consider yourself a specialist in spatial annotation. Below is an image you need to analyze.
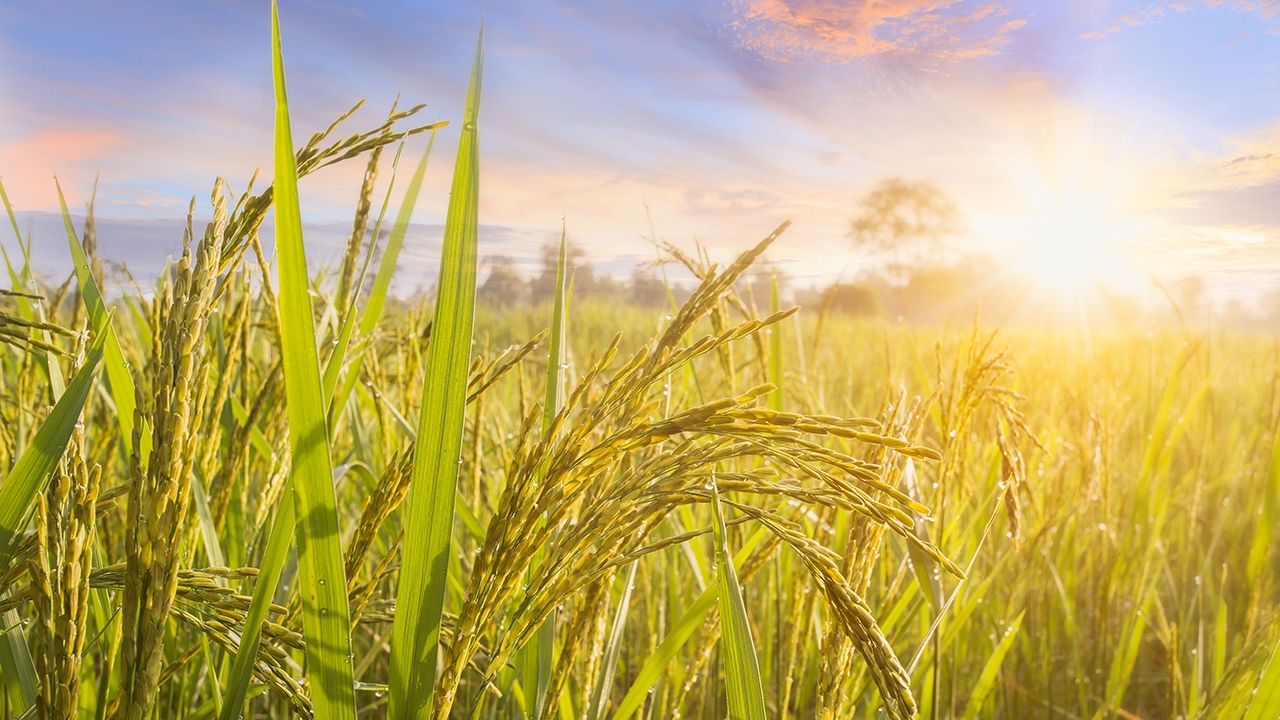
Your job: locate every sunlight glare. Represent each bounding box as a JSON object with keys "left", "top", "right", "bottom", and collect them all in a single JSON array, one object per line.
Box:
[{"left": 1021, "top": 205, "right": 1124, "bottom": 293}]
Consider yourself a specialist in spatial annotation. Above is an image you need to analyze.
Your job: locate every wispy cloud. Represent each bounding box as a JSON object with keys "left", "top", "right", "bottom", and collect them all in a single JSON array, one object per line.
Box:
[
  {"left": 1082, "top": 0, "right": 1280, "bottom": 39},
  {"left": 728, "top": 0, "right": 1028, "bottom": 63},
  {"left": 0, "top": 127, "right": 130, "bottom": 207}
]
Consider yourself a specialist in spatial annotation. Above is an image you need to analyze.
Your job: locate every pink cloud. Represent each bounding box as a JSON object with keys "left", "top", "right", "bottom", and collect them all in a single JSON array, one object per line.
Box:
[
  {"left": 728, "top": 0, "right": 1028, "bottom": 63},
  {"left": 0, "top": 127, "right": 131, "bottom": 210}
]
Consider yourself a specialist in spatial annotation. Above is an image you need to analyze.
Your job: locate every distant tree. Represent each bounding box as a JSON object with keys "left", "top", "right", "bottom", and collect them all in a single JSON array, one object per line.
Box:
[
  {"left": 740, "top": 263, "right": 789, "bottom": 312},
  {"left": 1261, "top": 286, "right": 1280, "bottom": 328},
  {"left": 900, "top": 264, "right": 963, "bottom": 320},
  {"left": 479, "top": 255, "right": 526, "bottom": 306},
  {"left": 825, "top": 282, "right": 883, "bottom": 317},
  {"left": 531, "top": 239, "right": 587, "bottom": 304},
  {"left": 631, "top": 269, "right": 668, "bottom": 308},
  {"left": 850, "top": 178, "right": 962, "bottom": 282},
  {"left": 1171, "top": 275, "right": 1207, "bottom": 321}
]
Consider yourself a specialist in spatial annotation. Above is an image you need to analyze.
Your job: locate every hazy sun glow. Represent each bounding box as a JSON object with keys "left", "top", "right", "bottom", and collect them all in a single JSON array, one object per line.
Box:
[{"left": 1019, "top": 204, "right": 1130, "bottom": 292}]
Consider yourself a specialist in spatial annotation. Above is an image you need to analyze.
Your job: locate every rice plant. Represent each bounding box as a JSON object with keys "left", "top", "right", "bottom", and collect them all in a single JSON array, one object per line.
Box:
[{"left": 0, "top": 7, "right": 1277, "bottom": 720}]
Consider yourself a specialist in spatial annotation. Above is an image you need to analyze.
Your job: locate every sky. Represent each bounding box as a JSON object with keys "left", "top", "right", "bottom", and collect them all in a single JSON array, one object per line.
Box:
[{"left": 2, "top": 0, "right": 1279, "bottom": 307}]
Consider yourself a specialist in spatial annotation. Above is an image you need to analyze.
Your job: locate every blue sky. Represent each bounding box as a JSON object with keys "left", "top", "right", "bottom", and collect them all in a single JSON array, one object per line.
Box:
[{"left": 2, "top": 0, "right": 1279, "bottom": 305}]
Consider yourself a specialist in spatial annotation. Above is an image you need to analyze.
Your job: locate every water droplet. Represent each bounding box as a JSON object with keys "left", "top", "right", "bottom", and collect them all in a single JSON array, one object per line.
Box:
[
  {"left": 464, "top": 121, "right": 475, "bottom": 131},
  {"left": 318, "top": 579, "right": 326, "bottom": 586}
]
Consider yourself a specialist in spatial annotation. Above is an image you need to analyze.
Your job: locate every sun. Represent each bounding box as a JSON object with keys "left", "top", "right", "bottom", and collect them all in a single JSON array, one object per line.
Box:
[{"left": 1019, "top": 204, "right": 1127, "bottom": 293}]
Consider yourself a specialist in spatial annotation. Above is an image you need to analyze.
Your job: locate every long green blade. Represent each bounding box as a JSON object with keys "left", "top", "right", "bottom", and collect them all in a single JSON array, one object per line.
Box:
[
  {"left": 0, "top": 607, "right": 37, "bottom": 713},
  {"left": 330, "top": 131, "right": 438, "bottom": 426},
  {"left": 613, "top": 525, "right": 769, "bottom": 720},
  {"left": 585, "top": 561, "right": 638, "bottom": 720},
  {"left": 959, "top": 610, "right": 1025, "bottom": 720},
  {"left": 521, "top": 226, "right": 568, "bottom": 718},
  {"left": 218, "top": 479, "right": 296, "bottom": 720},
  {"left": 322, "top": 141, "right": 407, "bottom": 409},
  {"left": 0, "top": 331, "right": 104, "bottom": 576},
  {"left": 710, "top": 484, "right": 766, "bottom": 720},
  {"left": 1243, "top": 635, "right": 1280, "bottom": 720},
  {"left": 56, "top": 180, "right": 148, "bottom": 467},
  {"left": 361, "top": 134, "right": 435, "bottom": 340},
  {"left": 542, "top": 227, "right": 569, "bottom": 433},
  {"left": 388, "top": 24, "right": 484, "bottom": 720},
  {"left": 270, "top": 4, "right": 356, "bottom": 718},
  {"left": 1247, "top": 419, "right": 1280, "bottom": 583}
]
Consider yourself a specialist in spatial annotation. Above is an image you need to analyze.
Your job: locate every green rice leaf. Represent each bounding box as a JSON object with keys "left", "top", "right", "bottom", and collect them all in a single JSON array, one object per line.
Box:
[
  {"left": 56, "top": 180, "right": 146, "bottom": 465},
  {"left": 613, "top": 525, "right": 768, "bottom": 720},
  {"left": 543, "top": 227, "right": 569, "bottom": 432},
  {"left": 902, "top": 460, "right": 942, "bottom": 612},
  {"left": 330, "top": 130, "right": 438, "bottom": 423},
  {"left": 0, "top": 607, "right": 37, "bottom": 714},
  {"left": 1243, "top": 634, "right": 1280, "bottom": 720},
  {"left": 1213, "top": 567, "right": 1228, "bottom": 688},
  {"left": 1247, "top": 419, "right": 1280, "bottom": 584},
  {"left": 959, "top": 609, "right": 1025, "bottom": 720},
  {"left": 218, "top": 479, "right": 296, "bottom": 720},
  {"left": 521, "top": 226, "right": 569, "bottom": 719},
  {"left": 710, "top": 483, "right": 766, "bottom": 720},
  {"left": 323, "top": 141, "right": 404, "bottom": 406},
  {"left": 191, "top": 475, "right": 226, "bottom": 569},
  {"left": 360, "top": 134, "right": 435, "bottom": 341},
  {"left": 585, "top": 561, "right": 638, "bottom": 720},
  {"left": 0, "top": 329, "right": 104, "bottom": 577},
  {"left": 270, "top": 4, "right": 356, "bottom": 718},
  {"left": 388, "top": 24, "right": 484, "bottom": 720},
  {"left": 1091, "top": 592, "right": 1151, "bottom": 720}
]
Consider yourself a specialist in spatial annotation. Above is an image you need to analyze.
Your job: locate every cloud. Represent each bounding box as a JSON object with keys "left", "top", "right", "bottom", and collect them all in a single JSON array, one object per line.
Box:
[
  {"left": 728, "top": 0, "right": 1028, "bottom": 63},
  {"left": 1082, "top": 1, "right": 1280, "bottom": 39},
  {"left": 0, "top": 127, "right": 131, "bottom": 207}
]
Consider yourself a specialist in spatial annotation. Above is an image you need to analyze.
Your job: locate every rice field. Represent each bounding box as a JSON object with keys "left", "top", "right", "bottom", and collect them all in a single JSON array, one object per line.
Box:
[{"left": 0, "top": 6, "right": 1278, "bottom": 720}]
